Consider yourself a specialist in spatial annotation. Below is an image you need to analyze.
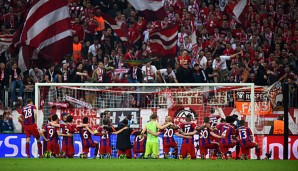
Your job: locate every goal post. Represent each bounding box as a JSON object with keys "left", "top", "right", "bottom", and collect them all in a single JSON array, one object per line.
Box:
[{"left": 35, "top": 82, "right": 261, "bottom": 158}]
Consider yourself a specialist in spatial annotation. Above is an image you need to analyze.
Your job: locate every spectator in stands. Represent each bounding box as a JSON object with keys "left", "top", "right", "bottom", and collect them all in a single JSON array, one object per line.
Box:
[
  {"left": 72, "top": 35, "right": 83, "bottom": 62},
  {"left": 88, "top": 39, "right": 101, "bottom": 59},
  {"left": 23, "top": 75, "right": 34, "bottom": 91},
  {"left": 239, "top": 64, "right": 252, "bottom": 83},
  {"left": 71, "top": 62, "right": 89, "bottom": 83},
  {"left": 141, "top": 60, "right": 157, "bottom": 83},
  {"left": 212, "top": 51, "right": 242, "bottom": 83},
  {"left": 58, "top": 62, "right": 71, "bottom": 83},
  {"left": 205, "top": 59, "right": 218, "bottom": 83},
  {"left": 72, "top": 17, "right": 85, "bottom": 42},
  {"left": 192, "top": 50, "right": 207, "bottom": 69},
  {"left": 91, "top": 61, "right": 109, "bottom": 83},
  {"left": 0, "top": 111, "right": 14, "bottom": 133},
  {"left": 177, "top": 49, "right": 191, "bottom": 67},
  {"left": 127, "top": 65, "right": 143, "bottom": 83},
  {"left": 267, "top": 60, "right": 285, "bottom": 84},
  {"left": 94, "top": 8, "right": 105, "bottom": 39},
  {"left": 9, "top": 61, "right": 24, "bottom": 106},
  {"left": 249, "top": 59, "right": 267, "bottom": 86},
  {"left": 176, "top": 62, "right": 193, "bottom": 83},
  {"left": 0, "top": 61, "right": 9, "bottom": 104},
  {"left": 136, "top": 43, "right": 151, "bottom": 60},
  {"left": 192, "top": 63, "right": 207, "bottom": 83},
  {"left": 84, "top": 12, "right": 98, "bottom": 43},
  {"left": 156, "top": 65, "right": 178, "bottom": 83},
  {"left": 124, "top": 48, "right": 136, "bottom": 60},
  {"left": 87, "top": 56, "right": 98, "bottom": 74},
  {"left": 44, "top": 64, "right": 57, "bottom": 83},
  {"left": 28, "top": 65, "right": 43, "bottom": 83}
]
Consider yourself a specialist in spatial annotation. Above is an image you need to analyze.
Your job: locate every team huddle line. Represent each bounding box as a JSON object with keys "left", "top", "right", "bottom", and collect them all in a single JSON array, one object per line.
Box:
[{"left": 19, "top": 99, "right": 260, "bottom": 160}]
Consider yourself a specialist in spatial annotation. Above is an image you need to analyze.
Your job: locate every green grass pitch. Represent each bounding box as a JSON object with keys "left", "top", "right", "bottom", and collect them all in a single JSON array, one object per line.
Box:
[{"left": 0, "top": 159, "right": 297, "bottom": 171}]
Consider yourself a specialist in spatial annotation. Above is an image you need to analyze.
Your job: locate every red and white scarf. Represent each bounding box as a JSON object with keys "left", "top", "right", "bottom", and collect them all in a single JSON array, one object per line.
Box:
[
  {"left": 133, "top": 68, "right": 137, "bottom": 79},
  {"left": 63, "top": 71, "right": 67, "bottom": 81},
  {"left": 97, "top": 68, "right": 103, "bottom": 82},
  {"left": 0, "top": 69, "right": 4, "bottom": 81},
  {"left": 14, "top": 69, "right": 18, "bottom": 79}
]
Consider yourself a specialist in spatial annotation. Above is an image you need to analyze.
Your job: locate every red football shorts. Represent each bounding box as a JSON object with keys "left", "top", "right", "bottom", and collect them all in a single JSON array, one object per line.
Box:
[
  {"left": 180, "top": 142, "right": 196, "bottom": 159},
  {"left": 47, "top": 141, "right": 60, "bottom": 155},
  {"left": 100, "top": 145, "right": 112, "bottom": 154},
  {"left": 220, "top": 141, "right": 237, "bottom": 153},
  {"left": 24, "top": 124, "right": 39, "bottom": 138},
  {"left": 163, "top": 141, "right": 177, "bottom": 153},
  {"left": 62, "top": 143, "right": 75, "bottom": 156},
  {"left": 241, "top": 142, "right": 257, "bottom": 155},
  {"left": 82, "top": 140, "right": 97, "bottom": 154},
  {"left": 200, "top": 142, "right": 219, "bottom": 155}
]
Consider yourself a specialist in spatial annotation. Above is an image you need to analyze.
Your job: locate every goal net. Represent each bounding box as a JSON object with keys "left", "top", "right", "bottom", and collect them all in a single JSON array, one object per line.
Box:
[{"left": 35, "top": 83, "right": 272, "bottom": 158}]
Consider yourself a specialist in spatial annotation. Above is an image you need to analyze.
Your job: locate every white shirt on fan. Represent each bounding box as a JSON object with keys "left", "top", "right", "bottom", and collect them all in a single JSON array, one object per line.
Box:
[
  {"left": 192, "top": 55, "right": 207, "bottom": 69},
  {"left": 212, "top": 55, "right": 231, "bottom": 70},
  {"left": 141, "top": 65, "right": 157, "bottom": 82},
  {"left": 159, "top": 69, "right": 176, "bottom": 80},
  {"left": 88, "top": 44, "right": 101, "bottom": 57}
]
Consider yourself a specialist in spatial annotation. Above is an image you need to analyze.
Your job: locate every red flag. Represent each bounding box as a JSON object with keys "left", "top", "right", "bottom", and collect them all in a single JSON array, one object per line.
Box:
[
  {"left": 232, "top": 0, "right": 248, "bottom": 24},
  {"left": 0, "top": 34, "right": 13, "bottom": 54},
  {"left": 223, "top": 0, "right": 248, "bottom": 27},
  {"left": 190, "top": 19, "right": 198, "bottom": 57},
  {"left": 149, "top": 24, "right": 178, "bottom": 57},
  {"left": 14, "top": 0, "right": 72, "bottom": 71},
  {"left": 101, "top": 13, "right": 129, "bottom": 42},
  {"left": 127, "top": 0, "right": 166, "bottom": 21}
]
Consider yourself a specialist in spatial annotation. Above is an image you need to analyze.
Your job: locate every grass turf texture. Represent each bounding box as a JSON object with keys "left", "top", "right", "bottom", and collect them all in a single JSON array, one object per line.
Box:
[{"left": 0, "top": 159, "right": 297, "bottom": 171}]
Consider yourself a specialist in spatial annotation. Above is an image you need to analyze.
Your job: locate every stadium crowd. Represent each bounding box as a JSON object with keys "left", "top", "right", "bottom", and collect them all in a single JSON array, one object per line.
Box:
[{"left": 0, "top": 0, "right": 298, "bottom": 132}]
